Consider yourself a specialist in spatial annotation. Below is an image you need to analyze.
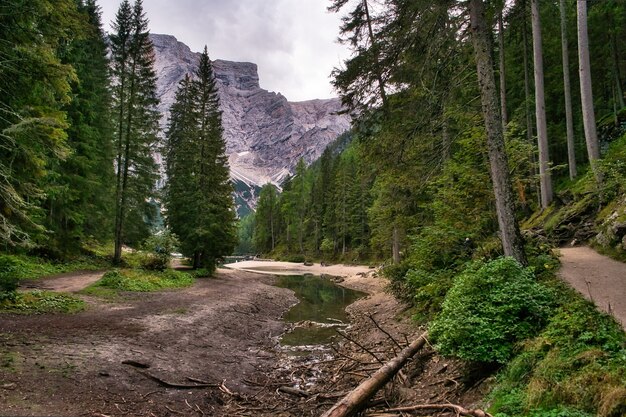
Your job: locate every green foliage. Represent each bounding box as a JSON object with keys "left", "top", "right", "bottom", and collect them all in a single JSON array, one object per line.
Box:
[
  {"left": 188, "top": 268, "right": 214, "bottom": 278},
  {"left": 430, "top": 258, "right": 555, "bottom": 364},
  {"left": 88, "top": 268, "right": 193, "bottom": 293},
  {"left": 163, "top": 49, "right": 237, "bottom": 270},
  {"left": 489, "top": 291, "right": 626, "bottom": 417},
  {"left": 0, "top": 253, "right": 106, "bottom": 301},
  {"left": 140, "top": 231, "right": 179, "bottom": 271},
  {"left": 110, "top": 0, "right": 161, "bottom": 263},
  {"left": 0, "top": 290, "right": 85, "bottom": 314}
]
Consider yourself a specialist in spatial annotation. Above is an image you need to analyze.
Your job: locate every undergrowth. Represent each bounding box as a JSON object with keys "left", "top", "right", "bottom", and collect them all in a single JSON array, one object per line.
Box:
[
  {"left": 83, "top": 268, "right": 194, "bottom": 296},
  {"left": 0, "top": 290, "right": 85, "bottom": 314}
]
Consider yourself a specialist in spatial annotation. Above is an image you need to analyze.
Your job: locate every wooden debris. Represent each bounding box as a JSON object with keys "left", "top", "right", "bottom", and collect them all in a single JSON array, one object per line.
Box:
[
  {"left": 320, "top": 332, "right": 428, "bottom": 417},
  {"left": 380, "top": 403, "right": 493, "bottom": 417},
  {"left": 137, "top": 370, "right": 218, "bottom": 389}
]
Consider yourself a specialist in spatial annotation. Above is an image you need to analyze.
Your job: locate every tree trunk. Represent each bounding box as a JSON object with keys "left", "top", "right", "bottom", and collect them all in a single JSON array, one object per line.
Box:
[
  {"left": 577, "top": 0, "right": 601, "bottom": 178},
  {"left": 320, "top": 333, "right": 428, "bottom": 417},
  {"left": 469, "top": 0, "right": 528, "bottom": 265},
  {"left": 531, "top": 0, "right": 553, "bottom": 208},
  {"left": 560, "top": 0, "right": 577, "bottom": 180},
  {"left": 392, "top": 226, "right": 400, "bottom": 264},
  {"left": 610, "top": 29, "right": 624, "bottom": 112},
  {"left": 498, "top": 11, "right": 508, "bottom": 133},
  {"left": 521, "top": 0, "right": 540, "bottom": 206}
]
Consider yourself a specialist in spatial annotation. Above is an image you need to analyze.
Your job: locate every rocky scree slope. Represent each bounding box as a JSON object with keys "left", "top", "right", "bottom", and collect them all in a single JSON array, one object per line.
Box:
[{"left": 151, "top": 34, "right": 351, "bottom": 214}]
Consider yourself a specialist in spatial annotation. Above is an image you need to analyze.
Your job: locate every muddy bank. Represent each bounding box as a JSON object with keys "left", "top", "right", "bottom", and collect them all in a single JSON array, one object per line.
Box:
[{"left": 0, "top": 269, "right": 296, "bottom": 416}]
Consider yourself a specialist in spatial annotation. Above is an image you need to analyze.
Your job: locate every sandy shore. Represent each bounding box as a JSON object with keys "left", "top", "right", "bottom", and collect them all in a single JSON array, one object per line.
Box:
[{"left": 221, "top": 260, "right": 373, "bottom": 277}]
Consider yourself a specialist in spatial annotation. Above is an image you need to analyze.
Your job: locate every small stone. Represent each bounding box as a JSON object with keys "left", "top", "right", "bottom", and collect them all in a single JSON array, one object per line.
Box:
[{"left": 1, "top": 383, "right": 16, "bottom": 390}]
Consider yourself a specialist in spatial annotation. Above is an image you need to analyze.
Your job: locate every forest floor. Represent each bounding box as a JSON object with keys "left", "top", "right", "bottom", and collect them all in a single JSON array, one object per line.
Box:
[
  {"left": 558, "top": 246, "right": 626, "bottom": 330},
  {"left": 0, "top": 262, "right": 486, "bottom": 417}
]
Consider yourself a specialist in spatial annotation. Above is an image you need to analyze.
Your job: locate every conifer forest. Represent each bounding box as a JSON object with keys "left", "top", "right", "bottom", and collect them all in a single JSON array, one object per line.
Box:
[{"left": 1, "top": 1, "right": 626, "bottom": 417}]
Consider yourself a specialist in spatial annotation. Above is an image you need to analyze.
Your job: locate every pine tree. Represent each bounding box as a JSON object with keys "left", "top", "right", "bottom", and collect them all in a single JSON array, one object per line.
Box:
[
  {"left": 44, "top": 0, "right": 114, "bottom": 254},
  {"left": 253, "top": 184, "right": 279, "bottom": 253},
  {"left": 469, "top": 0, "right": 527, "bottom": 265},
  {"left": 110, "top": 0, "right": 160, "bottom": 263},
  {"left": 164, "top": 48, "right": 236, "bottom": 271},
  {"left": 0, "top": 0, "right": 81, "bottom": 246}
]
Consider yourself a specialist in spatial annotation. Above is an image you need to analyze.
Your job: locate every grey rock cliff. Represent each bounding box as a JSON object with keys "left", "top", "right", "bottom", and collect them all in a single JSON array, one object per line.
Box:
[{"left": 151, "top": 34, "right": 351, "bottom": 211}]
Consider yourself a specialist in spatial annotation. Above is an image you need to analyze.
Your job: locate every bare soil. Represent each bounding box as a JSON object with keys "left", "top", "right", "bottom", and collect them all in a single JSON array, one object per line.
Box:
[
  {"left": 1, "top": 265, "right": 486, "bottom": 417},
  {"left": 559, "top": 246, "right": 626, "bottom": 330},
  {"left": 20, "top": 270, "right": 105, "bottom": 293}
]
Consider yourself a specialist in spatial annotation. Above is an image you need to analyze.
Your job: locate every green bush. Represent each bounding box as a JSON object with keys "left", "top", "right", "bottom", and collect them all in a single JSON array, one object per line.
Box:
[
  {"left": 189, "top": 267, "right": 214, "bottom": 278},
  {"left": 0, "top": 256, "right": 24, "bottom": 300},
  {"left": 430, "top": 257, "right": 555, "bottom": 364},
  {"left": 405, "top": 268, "right": 454, "bottom": 321},
  {"left": 90, "top": 268, "right": 193, "bottom": 293}
]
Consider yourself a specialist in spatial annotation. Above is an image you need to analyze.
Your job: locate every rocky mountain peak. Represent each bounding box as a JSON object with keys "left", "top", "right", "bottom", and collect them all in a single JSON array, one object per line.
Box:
[{"left": 150, "top": 34, "right": 351, "bottom": 214}]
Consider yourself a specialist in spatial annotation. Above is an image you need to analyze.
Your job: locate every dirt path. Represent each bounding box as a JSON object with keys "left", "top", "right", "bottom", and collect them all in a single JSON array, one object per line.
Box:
[
  {"left": 20, "top": 270, "right": 106, "bottom": 292},
  {"left": 559, "top": 246, "right": 626, "bottom": 329},
  {"left": 1, "top": 268, "right": 296, "bottom": 416}
]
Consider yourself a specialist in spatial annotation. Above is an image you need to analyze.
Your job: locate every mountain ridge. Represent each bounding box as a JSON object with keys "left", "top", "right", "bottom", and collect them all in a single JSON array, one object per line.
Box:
[{"left": 150, "top": 34, "right": 351, "bottom": 213}]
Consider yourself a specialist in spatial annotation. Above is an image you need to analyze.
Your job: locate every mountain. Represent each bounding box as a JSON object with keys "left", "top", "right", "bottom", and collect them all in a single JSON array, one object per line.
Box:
[{"left": 150, "top": 34, "right": 351, "bottom": 215}]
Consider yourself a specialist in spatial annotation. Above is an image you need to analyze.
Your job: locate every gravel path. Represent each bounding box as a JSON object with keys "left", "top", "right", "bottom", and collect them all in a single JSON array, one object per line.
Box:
[{"left": 559, "top": 246, "right": 626, "bottom": 330}]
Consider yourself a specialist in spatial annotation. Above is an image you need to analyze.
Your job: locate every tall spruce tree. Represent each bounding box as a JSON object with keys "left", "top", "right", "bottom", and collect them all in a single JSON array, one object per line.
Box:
[
  {"left": 110, "top": 0, "right": 160, "bottom": 263},
  {"left": 44, "top": 0, "right": 114, "bottom": 254},
  {"left": 0, "top": 0, "right": 81, "bottom": 246},
  {"left": 164, "top": 48, "right": 236, "bottom": 270}
]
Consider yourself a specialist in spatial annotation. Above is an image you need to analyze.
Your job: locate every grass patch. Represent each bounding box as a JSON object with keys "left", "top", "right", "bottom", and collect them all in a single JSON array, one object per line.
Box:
[
  {"left": 0, "top": 290, "right": 86, "bottom": 314},
  {"left": 0, "top": 253, "right": 105, "bottom": 281},
  {"left": 83, "top": 268, "right": 194, "bottom": 294}
]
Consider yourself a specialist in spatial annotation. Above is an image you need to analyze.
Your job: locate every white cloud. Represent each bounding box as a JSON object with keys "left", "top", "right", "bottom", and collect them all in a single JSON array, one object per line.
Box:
[{"left": 97, "top": 0, "right": 350, "bottom": 101}]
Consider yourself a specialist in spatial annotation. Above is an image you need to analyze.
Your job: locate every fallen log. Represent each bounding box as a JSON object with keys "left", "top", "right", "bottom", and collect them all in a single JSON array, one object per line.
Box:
[
  {"left": 320, "top": 332, "right": 428, "bottom": 417},
  {"left": 381, "top": 403, "right": 493, "bottom": 417}
]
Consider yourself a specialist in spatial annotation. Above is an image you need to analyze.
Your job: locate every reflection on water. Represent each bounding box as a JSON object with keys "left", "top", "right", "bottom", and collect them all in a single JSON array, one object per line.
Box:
[{"left": 275, "top": 274, "right": 365, "bottom": 347}]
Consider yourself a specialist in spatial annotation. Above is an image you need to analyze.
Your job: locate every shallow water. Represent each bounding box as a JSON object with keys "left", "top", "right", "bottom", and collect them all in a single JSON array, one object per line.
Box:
[{"left": 275, "top": 274, "right": 365, "bottom": 347}]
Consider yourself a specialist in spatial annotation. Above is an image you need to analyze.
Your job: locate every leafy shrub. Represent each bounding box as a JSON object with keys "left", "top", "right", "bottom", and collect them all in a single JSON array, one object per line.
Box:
[
  {"left": 430, "top": 257, "right": 555, "bottom": 364},
  {"left": 382, "top": 262, "right": 411, "bottom": 302},
  {"left": 139, "top": 253, "right": 169, "bottom": 271},
  {"left": 405, "top": 268, "right": 454, "bottom": 321},
  {"left": 141, "top": 231, "right": 180, "bottom": 271},
  {"left": 0, "top": 255, "right": 24, "bottom": 300}
]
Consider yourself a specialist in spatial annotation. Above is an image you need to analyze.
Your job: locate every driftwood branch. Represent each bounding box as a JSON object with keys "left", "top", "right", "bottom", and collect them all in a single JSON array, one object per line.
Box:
[
  {"left": 366, "top": 314, "right": 403, "bottom": 352},
  {"left": 335, "top": 328, "right": 384, "bottom": 364},
  {"left": 137, "top": 371, "right": 218, "bottom": 389},
  {"left": 381, "top": 403, "right": 493, "bottom": 417},
  {"left": 320, "top": 332, "right": 428, "bottom": 417}
]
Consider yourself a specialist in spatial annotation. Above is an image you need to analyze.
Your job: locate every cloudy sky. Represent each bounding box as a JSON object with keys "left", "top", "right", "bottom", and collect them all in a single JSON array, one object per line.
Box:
[{"left": 97, "top": 0, "right": 351, "bottom": 101}]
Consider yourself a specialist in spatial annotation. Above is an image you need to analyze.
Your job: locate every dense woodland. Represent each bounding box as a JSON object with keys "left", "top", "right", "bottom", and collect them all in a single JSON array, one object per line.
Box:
[
  {"left": 0, "top": 0, "right": 236, "bottom": 270},
  {"left": 248, "top": 1, "right": 626, "bottom": 415},
  {"left": 250, "top": 0, "right": 626, "bottom": 265}
]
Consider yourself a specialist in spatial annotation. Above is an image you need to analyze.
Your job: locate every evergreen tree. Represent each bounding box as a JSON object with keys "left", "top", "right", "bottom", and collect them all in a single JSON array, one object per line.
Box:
[
  {"left": 0, "top": 0, "right": 82, "bottom": 246},
  {"left": 110, "top": 0, "right": 160, "bottom": 263},
  {"left": 253, "top": 184, "right": 279, "bottom": 253},
  {"left": 44, "top": 0, "right": 114, "bottom": 254},
  {"left": 164, "top": 48, "right": 236, "bottom": 271}
]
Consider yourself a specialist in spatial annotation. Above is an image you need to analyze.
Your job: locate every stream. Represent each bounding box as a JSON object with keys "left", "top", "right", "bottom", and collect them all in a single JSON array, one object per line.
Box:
[{"left": 274, "top": 274, "right": 365, "bottom": 351}]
